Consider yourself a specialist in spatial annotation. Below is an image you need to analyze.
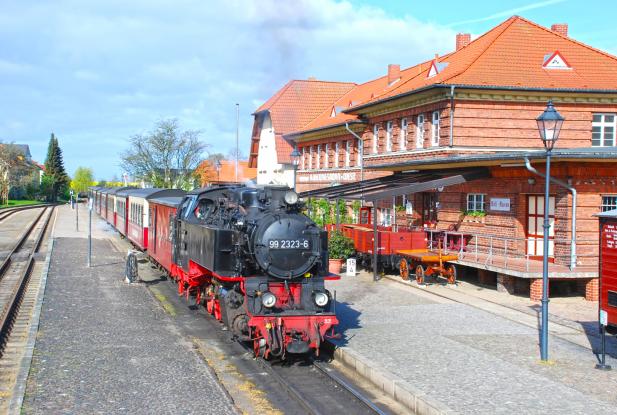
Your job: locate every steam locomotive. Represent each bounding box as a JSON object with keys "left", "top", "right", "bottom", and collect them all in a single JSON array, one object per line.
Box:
[{"left": 91, "top": 184, "right": 339, "bottom": 359}]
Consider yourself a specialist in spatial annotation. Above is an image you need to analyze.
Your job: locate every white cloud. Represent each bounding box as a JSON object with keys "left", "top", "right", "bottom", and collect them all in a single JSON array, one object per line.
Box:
[{"left": 0, "top": 0, "right": 456, "bottom": 178}]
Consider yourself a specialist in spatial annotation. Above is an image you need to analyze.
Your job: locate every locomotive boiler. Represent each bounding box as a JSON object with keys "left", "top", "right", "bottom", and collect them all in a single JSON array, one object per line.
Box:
[{"left": 171, "top": 185, "right": 338, "bottom": 358}]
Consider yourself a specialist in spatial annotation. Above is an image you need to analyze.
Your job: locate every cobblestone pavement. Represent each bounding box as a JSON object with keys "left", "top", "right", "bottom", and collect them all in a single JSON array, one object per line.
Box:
[
  {"left": 327, "top": 271, "right": 617, "bottom": 415},
  {"left": 22, "top": 214, "right": 237, "bottom": 414}
]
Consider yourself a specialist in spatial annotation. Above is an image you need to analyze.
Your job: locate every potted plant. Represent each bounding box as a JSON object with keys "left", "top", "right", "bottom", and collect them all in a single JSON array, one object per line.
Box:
[{"left": 328, "top": 230, "right": 355, "bottom": 274}]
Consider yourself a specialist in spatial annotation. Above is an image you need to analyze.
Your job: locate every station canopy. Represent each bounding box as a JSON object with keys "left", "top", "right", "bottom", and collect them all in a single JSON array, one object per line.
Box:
[{"left": 299, "top": 167, "right": 490, "bottom": 201}]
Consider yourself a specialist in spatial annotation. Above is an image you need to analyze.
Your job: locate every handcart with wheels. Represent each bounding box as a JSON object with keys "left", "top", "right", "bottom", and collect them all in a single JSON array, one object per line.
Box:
[{"left": 396, "top": 245, "right": 458, "bottom": 285}]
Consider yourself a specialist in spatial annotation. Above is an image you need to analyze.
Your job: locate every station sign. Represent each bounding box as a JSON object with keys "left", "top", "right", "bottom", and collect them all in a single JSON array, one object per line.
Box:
[
  {"left": 298, "top": 172, "right": 357, "bottom": 183},
  {"left": 490, "top": 198, "right": 511, "bottom": 212}
]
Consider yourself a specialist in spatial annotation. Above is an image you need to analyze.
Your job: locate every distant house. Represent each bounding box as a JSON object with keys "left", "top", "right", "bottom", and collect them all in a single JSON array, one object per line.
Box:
[{"left": 195, "top": 159, "right": 257, "bottom": 187}]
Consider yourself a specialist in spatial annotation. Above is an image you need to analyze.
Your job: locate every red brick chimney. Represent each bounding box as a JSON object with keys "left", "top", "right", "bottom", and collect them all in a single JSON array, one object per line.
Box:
[
  {"left": 387, "top": 64, "right": 400, "bottom": 85},
  {"left": 456, "top": 33, "right": 471, "bottom": 50},
  {"left": 551, "top": 23, "right": 568, "bottom": 37}
]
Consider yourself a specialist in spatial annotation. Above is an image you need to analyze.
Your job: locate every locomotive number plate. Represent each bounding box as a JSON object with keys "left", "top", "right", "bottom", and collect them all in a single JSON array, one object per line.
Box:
[{"left": 268, "top": 239, "right": 310, "bottom": 249}]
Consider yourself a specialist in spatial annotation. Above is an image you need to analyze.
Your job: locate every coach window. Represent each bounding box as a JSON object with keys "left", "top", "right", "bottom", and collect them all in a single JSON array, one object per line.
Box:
[
  {"left": 431, "top": 111, "right": 440, "bottom": 147},
  {"left": 467, "top": 194, "right": 485, "bottom": 212},
  {"left": 416, "top": 114, "right": 424, "bottom": 149},
  {"left": 373, "top": 124, "right": 379, "bottom": 153},
  {"left": 601, "top": 195, "right": 617, "bottom": 212},
  {"left": 592, "top": 114, "right": 616, "bottom": 147},
  {"left": 400, "top": 118, "right": 408, "bottom": 151}
]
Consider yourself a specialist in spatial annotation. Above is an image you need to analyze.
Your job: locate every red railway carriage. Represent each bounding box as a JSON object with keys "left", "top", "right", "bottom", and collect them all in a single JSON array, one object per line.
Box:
[
  {"left": 146, "top": 193, "right": 186, "bottom": 272},
  {"left": 113, "top": 187, "right": 136, "bottom": 237},
  {"left": 126, "top": 188, "right": 186, "bottom": 251},
  {"left": 597, "top": 210, "right": 617, "bottom": 334},
  {"left": 99, "top": 188, "right": 113, "bottom": 223}
]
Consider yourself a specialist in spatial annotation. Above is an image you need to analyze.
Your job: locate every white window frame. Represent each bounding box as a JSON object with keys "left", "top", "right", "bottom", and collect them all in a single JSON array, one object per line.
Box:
[
  {"left": 602, "top": 195, "right": 617, "bottom": 212},
  {"left": 301, "top": 147, "right": 306, "bottom": 170},
  {"left": 345, "top": 140, "right": 351, "bottom": 167},
  {"left": 386, "top": 121, "right": 393, "bottom": 152},
  {"left": 309, "top": 146, "right": 313, "bottom": 169},
  {"left": 467, "top": 194, "right": 485, "bottom": 212},
  {"left": 334, "top": 142, "right": 340, "bottom": 168},
  {"left": 324, "top": 143, "right": 329, "bottom": 169},
  {"left": 431, "top": 111, "right": 440, "bottom": 147},
  {"left": 317, "top": 144, "right": 321, "bottom": 169},
  {"left": 381, "top": 208, "right": 392, "bottom": 227},
  {"left": 400, "top": 118, "right": 408, "bottom": 151},
  {"left": 592, "top": 113, "right": 616, "bottom": 147},
  {"left": 356, "top": 139, "right": 362, "bottom": 167},
  {"left": 373, "top": 124, "right": 379, "bottom": 154},
  {"left": 416, "top": 114, "right": 424, "bottom": 149}
]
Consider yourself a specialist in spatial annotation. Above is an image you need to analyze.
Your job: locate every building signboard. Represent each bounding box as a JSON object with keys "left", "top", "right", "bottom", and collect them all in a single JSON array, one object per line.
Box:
[
  {"left": 490, "top": 198, "right": 511, "bottom": 212},
  {"left": 298, "top": 172, "right": 357, "bottom": 183}
]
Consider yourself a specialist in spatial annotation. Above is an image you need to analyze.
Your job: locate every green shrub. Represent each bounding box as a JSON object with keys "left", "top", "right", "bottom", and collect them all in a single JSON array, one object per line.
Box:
[{"left": 328, "top": 231, "right": 355, "bottom": 259}]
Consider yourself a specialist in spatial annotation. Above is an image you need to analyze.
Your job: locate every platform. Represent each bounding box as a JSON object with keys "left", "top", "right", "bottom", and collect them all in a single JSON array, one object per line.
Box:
[
  {"left": 19, "top": 205, "right": 236, "bottom": 414},
  {"left": 326, "top": 271, "right": 617, "bottom": 414}
]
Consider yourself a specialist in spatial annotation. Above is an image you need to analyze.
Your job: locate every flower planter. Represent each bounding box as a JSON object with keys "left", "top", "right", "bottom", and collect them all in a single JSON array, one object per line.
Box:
[{"left": 329, "top": 258, "right": 344, "bottom": 274}]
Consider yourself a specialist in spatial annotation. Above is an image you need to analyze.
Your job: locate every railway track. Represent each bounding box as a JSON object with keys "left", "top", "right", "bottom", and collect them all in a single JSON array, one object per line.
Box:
[
  {"left": 0, "top": 204, "right": 50, "bottom": 223},
  {"left": 154, "top": 275, "right": 392, "bottom": 415},
  {"left": 0, "top": 205, "right": 54, "bottom": 355}
]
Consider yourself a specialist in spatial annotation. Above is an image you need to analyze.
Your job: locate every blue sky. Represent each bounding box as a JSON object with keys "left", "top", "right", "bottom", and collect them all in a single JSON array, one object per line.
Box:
[{"left": 0, "top": 0, "right": 614, "bottom": 180}]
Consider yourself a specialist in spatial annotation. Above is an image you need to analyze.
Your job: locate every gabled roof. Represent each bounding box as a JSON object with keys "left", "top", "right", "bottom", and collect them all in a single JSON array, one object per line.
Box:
[
  {"left": 251, "top": 79, "right": 355, "bottom": 164},
  {"left": 349, "top": 16, "right": 617, "bottom": 113}
]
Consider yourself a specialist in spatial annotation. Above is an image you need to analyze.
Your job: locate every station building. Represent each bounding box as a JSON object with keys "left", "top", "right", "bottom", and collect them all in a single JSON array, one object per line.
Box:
[{"left": 250, "top": 16, "right": 617, "bottom": 301}]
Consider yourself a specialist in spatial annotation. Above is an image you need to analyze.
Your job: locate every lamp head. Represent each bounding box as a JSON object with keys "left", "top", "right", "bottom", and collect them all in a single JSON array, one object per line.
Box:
[{"left": 536, "top": 100, "right": 564, "bottom": 150}]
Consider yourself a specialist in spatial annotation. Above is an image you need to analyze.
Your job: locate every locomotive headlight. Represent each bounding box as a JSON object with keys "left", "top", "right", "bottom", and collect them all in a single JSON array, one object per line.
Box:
[
  {"left": 284, "top": 190, "right": 299, "bottom": 205},
  {"left": 261, "top": 292, "right": 277, "bottom": 308},
  {"left": 313, "top": 291, "right": 329, "bottom": 307}
]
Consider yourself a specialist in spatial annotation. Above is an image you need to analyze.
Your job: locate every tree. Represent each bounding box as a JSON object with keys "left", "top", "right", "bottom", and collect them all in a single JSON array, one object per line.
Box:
[
  {"left": 70, "top": 167, "right": 94, "bottom": 194},
  {"left": 42, "top": 133, "right": 69, "bottom": 201},
  {"left": 120, "top": 119, "right": 208, "bottom": 190},
  {"left": 0, "top": 142, "right": 31, "bottom": 205}
]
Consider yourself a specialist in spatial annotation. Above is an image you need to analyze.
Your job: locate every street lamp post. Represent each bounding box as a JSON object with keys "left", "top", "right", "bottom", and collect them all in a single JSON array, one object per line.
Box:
[
  {"left": 536, "top": 100, "right": 564, "bottom": 361},
  {"left": 290, "top": 148, "right": 301, "bottom": 191}
]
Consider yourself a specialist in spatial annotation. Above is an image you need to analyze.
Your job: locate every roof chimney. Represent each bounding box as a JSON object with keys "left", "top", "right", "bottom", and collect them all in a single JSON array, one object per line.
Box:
[
  {"left": 307, "top": 76, "right": 317, "bottom": 81},
  {"left": 456, "top": 33, "right": 471, "bottom": 50},
  {"left": 387, "top": 64, "right": 400, "bottom": 85},
  {"left": 551, "top": 23, "right": 568, "bottom": 37}
]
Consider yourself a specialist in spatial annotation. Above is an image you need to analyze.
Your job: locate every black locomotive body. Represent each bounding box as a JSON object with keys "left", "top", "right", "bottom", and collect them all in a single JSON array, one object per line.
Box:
[{"left": 171, "top": 185, "right": 338, "bottom": 358}]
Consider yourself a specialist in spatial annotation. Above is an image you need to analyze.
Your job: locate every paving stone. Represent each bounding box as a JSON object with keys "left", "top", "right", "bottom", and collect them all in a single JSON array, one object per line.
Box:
[
  {"left": 22, "top": 236, "right": 237, "bottom": 414},
  {"left": 327, "top": 272, "right": 617, "bottom": 415}
]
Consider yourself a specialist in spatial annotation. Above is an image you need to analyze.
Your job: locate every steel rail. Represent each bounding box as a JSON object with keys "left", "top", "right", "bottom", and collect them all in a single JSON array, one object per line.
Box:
[
  {"left": 0, "top": 207, "right": 54, "bottom": 355},
  {"left": 0, "top": 206, "right": 47, "bottom": 279},
  {"left": 237, "top": 340, "right": 385, "bottom": 415},
  {"left": 0, "top": 204, "right": 51, "bottom": 222},
  {"left": 312, "top": 360, "right": 389, "bottom": 415}
]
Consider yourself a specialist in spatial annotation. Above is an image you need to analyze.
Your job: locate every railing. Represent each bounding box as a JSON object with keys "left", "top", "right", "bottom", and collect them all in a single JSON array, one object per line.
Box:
[{"left": 425, "top": 229, "right": 597, "bottom": 272}]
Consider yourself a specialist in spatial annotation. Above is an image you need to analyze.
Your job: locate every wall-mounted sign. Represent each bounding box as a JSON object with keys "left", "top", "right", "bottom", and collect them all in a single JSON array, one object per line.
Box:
[
  {"left": 346, "top": 258, "right": 356, "bottom": 276},
  {"left": 490, "top": 198, "right": 511, "bottom": 212},
  {"left": 298, "top": 172, "right": 357, "bottom": 183}
]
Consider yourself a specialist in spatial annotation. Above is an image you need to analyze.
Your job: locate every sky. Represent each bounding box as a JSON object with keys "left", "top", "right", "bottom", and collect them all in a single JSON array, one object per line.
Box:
[{"left": 0, "top": 0, "right": 615, "bottom": 180}]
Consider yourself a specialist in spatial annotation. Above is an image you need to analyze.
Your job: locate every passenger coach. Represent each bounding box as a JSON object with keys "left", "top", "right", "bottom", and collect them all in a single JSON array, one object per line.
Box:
[
  {"left": 126, "top": 188, "right": 186, "bottom": 250},
  {"left": 147, "top": 192, "right": 186, "bottom": 272}
]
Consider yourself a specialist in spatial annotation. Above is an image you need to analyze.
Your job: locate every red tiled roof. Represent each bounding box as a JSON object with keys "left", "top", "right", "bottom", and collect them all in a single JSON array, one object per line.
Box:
[
  {"left": 196, "top": 159, "right": 256, "bottom": 185},
  {"left": 356, "top": 16, "right": 617, "bottom": 109},
  {"left": 251, "top": 79, "right": 355, "bottom": 164}
]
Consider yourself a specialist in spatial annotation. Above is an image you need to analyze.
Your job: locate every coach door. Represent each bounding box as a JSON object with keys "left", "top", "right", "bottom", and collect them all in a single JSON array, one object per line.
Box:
[{"left": 526, "top": 195, "right": 555, "bottom": 260}]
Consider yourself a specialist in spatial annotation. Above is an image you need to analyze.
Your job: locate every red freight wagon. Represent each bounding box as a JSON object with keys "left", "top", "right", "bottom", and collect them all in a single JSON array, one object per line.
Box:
[
  {"left": 597, "top": 209, "right": 617, "bottom": 334},
  {"left": 147, "top": 193, "right": 186, "bottom": 272}
]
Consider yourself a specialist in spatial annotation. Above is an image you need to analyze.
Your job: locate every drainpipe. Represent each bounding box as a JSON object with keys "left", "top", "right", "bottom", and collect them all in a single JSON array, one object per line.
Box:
[
  {"left": 524, "top": 157, "right": 577, "bottom": 269},
  {"left": 345, "top": 122, "right": 364, "bottom": 205},
  {"left": 449, "top": 85, "right": 455, "bottom": 147}
]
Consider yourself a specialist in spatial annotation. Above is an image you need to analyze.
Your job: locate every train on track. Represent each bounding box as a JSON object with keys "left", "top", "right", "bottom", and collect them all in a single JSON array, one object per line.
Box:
[{"left": 90, "top": 185, "right": 338, "bottom": 359}]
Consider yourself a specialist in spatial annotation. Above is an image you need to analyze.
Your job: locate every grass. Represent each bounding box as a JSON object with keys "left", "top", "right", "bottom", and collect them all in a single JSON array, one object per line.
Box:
[{"left": 0, "top": 199, "right": 43, "bottom": 209}]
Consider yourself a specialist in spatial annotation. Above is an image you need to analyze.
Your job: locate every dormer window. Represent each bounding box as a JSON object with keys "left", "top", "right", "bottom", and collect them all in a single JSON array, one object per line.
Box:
[
  {"left": 427, "top": 61, "right": 449, "bottom": 78},
  {"left": 542, "top": 51, "right": 571, "bottom": 70}
]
